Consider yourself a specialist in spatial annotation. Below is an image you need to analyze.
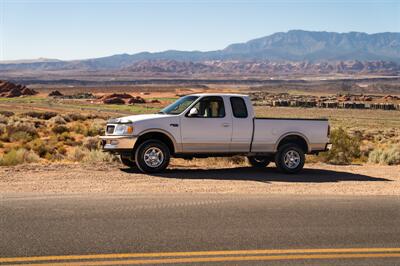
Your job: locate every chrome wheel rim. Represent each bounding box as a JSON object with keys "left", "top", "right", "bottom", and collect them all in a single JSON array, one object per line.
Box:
[
  {"left": 143, "top": 147, "right": 164, "bottom": 168},
  {"left": 283, "top": 150, "right": 301, "bottom": 169}
]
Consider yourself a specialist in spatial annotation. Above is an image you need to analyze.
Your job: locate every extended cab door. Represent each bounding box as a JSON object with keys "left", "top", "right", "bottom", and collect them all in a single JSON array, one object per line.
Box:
[
  {"left": 230, "top": 96, "right": 253, "bottom": 152},
  {"left": 180, "top": 96, "right": 232, "bottom": 152}
]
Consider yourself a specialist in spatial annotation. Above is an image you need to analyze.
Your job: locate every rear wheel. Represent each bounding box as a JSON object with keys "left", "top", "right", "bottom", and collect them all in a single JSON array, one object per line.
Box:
[
  {"left": 135, "top": 140, "right": 170, "bottom": 173},
  {"left": 247, "top": 156, "right": 270, "bottom": 168},
  {"left": 275, "top": 143, "right": 305, "bottom": 174}
]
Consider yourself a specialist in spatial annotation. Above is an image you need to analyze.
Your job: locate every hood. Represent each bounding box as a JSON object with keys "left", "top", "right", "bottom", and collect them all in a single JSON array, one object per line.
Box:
[{"left": 108, "top": 114, "right": 174, "bottom": 124}]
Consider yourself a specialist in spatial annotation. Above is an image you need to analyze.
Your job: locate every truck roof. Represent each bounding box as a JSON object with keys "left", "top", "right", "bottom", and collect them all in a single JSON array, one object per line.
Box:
[{"left": 189, "top": 93, "right": 249, "bottom": 97}]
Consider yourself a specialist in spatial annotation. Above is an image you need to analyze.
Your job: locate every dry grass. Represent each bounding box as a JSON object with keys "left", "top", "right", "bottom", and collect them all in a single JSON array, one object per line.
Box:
[
  {"left": 0, "top": 89, "right": 399, "bottom": 166},
  {"left": 0, "top": 111, "right": 117, "bottom": 165},
  {"left": 69, "top": 146, "right": 116, "bottom": 164},
  {"left": 368, "top": 144, "right": 400, "bottom": 165},
  {"left": 0, "top": 148, "right": 40, "bottom": 166}
]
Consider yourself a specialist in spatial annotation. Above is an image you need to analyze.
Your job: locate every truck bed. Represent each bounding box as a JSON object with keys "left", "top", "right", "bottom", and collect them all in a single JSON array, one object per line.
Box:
[
  {"left": 251, "top": 117, "right": 329, "bottom": 153},
  {"left": 255, "top": 117, "right": 328, "bottom": 121}
]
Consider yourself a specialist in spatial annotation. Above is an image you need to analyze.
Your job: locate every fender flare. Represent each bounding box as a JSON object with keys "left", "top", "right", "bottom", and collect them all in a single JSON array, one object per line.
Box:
[
  {"left": 136, "top": 128, "right": 180, "bottom": 153},
  {"left": 274, "top": 132, "right": 311, "bottom": 153}
]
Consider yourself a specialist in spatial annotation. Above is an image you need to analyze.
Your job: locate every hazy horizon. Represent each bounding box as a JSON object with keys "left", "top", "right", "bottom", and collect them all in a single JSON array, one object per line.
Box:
[{"left": 1, "top": 0, "right": 399, "bottom": 61}]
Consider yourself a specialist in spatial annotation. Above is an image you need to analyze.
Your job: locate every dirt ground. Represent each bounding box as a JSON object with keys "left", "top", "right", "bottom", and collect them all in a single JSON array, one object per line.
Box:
[{"left": 1, "top": 162, "right": 399, "bottom": 196}]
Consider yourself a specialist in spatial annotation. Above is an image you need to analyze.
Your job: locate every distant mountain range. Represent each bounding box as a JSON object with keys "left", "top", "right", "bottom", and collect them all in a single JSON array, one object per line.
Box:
[{"left": 1, "top": 30, "right": 400, "bottom": 76}]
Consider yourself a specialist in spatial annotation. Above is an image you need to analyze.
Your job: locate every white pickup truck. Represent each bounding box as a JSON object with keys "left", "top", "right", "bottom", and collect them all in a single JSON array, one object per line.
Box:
[{"left": 101, "top": 93, "right": 331, "bottom": 173}]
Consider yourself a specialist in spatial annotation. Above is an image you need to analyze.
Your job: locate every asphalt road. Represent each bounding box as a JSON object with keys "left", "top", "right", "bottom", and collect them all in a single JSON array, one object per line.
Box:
[{"left": 1, "top": 193, "right": 400, "bottom": 265}]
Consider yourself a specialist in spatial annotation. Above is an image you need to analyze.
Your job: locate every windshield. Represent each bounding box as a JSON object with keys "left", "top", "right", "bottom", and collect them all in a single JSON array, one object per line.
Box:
[{"left": 159, "top": 95, "right": 199, "bottom": 115}]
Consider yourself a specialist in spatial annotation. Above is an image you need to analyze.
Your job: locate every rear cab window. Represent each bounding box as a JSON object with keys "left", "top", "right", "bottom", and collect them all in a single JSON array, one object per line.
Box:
[{"left": 230, "top": 97, "right": 248, "bottom": 118}]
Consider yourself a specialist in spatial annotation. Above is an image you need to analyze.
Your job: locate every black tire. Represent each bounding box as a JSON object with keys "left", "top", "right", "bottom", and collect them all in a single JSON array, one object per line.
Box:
[
  {"left": 120, "top": 155, "right": 136, "bottom": 168},
  {"left": 247, "top": 156, "right": 270, "bottom": 168},
  {"left": 135, "top": 140, "right": 170, "bottom": 173},
  {"left": 274, "top": 143, "right": 305, "bottom": 174}
]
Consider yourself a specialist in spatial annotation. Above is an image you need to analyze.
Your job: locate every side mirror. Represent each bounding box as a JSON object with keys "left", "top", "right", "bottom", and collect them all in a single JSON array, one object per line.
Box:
[{"left": 188, "top": 107, "right": 199, "bottom": 117}]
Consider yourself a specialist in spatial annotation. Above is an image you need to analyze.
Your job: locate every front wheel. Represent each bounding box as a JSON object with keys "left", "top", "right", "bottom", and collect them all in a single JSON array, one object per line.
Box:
[
  {"left": 275, "top": 143, "right": 305, "bottom": 174},
  {"left": 120, "top": 155, "right": 136, "bottom": 168},
  {"left": 247, "top": 156, "right": 270, "bottom": 168},
  {"left": 135, "top": 140, "right": 170, "bottom": 173}
]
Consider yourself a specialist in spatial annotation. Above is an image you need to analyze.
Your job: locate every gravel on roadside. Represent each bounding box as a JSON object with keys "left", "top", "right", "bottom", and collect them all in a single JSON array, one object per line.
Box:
[{"left": 1, "top": 162, "right": 399, "bottom": 196}]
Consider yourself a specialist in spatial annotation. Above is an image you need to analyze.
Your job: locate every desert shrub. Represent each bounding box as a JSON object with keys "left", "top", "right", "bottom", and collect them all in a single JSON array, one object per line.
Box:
[
  {"left": 6, "top": 122, "right": 38, "bottom": 136},
  {"left": 25, "top": 111, "right": 57, "bottom": 120},
  {"left": 42, "top": 112, "right": 58, "bottom": 120},
  {"left": 69, "top": 146, "right": 87, "bottom": 161},
  {"left": 320, "top": 127, "right": 361, "bottom": 165},
  {"left": 5, "top": 122, "right": 38, "bottom": 142},
  {"left": 65, "top": 139, "right": 81, "bottom": 147},
  {"left": 69, "top": 122, "right": 86, "bottom": 135},
  {"left": 48, "top": 152, "right": 65, "bottom": 161},
  {"left": 0, "top": 134, "right": 7, "bottom": 142},
  {"left": 49, "top": 115, "right": 67, "bottom": 125},
  {"left": 57, "top": 132, "right": 74, "bottom": 141},
  {"left": 82, "top": 149, "right": 116, "bottom": 164},
  {"left": 359, "top": 142, "right": 374, "bottom": 158},
  {"left": 33, "top": 120, "right": 46, "bottom": 129},
  {"left": 63, "top": 113, "right": 87, "bottom": 122},
  {"left": 85, "top": 120, "right": 105, "bottom": 137},
  {"left": 68, "top": 147, "right": 115, "bottom": 163},
  {"left": 0, "top": 142, "right": 4, "bottom": 148},
  {"left": 0, "top": 124, "right": 6, "bottom": 135},
  {"left": 9, "top": 131, "right": 35, "bottom": 143},
  {"left": 52, "top": 124, "right": 69, "bottom": 134},
  {"left": 83, "top": 136, "right": 100, "bottom": 150},
  {"left": 55, "top": 145, "right": 67, "bottom": 156},
  {"left": 70, "top": 121, "right": 104, "bottom": 137},
  {"left": 58, "top": 132, "right": 80, "bottom": 146},
  {"left": 0, "top": 111, "right": 14, "bottom": 117},
  {"left": 0, "top": 114, "right": 8, "bottom": 124},
  {"left": 26, "top": 138, "right": 65, "bottom": 160},
  {"left": 26, "top": 138, "right": 53, "bottom": 158},
  {"left": 86, "top": 114, "right": 104, "bottom": 120},
  {"left": 368, "top": 145, "right": 400, "bottom": 165},
  {"left": 85, "top": 125, "right": 103, "bottom": 137},
  {"left": 24, "top": 111, "right": 41, "bottom": 119},
  {"left": 61, "top": 114, "right": 71, "bottom": 123},
  {"left": 0, "top": 148, "right": 40, "bottom": 166}
]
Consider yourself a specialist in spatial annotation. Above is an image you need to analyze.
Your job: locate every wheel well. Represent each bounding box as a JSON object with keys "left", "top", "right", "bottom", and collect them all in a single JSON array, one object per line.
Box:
[
  {"left": 277, "top": 135, "right": 308, "bottom": 153},
  {"left": 134, "top": 132, "right": 175, "bottom": 154}
]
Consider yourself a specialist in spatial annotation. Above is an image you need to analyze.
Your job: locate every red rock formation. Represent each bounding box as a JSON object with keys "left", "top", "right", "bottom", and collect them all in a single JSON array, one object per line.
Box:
[
  {"left": 102, "top": 93, "right": 133, "bottom": 100},
  {"left": 0, "top": 80, "right": 38, "bottom": 97},
  {"left": 128, "top": 96, "right": 146, "bottom": 104},
  {"left": 103, "top": 97, "right": 125, "bottom": 104},
  {"left": 48, "top": 90, "right": 64, "bottom": 97}
]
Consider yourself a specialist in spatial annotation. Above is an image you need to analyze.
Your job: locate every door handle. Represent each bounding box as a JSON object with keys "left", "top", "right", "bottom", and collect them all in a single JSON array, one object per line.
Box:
[{"left": 222, "top": 123, "right": 230, "bottom": 127}]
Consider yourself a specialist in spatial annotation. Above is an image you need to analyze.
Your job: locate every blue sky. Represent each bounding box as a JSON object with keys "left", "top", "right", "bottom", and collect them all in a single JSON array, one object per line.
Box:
[{"left": 1, "top": 0, "right": 399, "bottom": 61}]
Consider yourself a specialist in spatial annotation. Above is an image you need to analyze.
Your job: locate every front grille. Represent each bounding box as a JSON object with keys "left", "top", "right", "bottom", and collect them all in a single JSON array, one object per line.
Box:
[{"left": 106, "top": 125, "right": 115, "bottom": 134}]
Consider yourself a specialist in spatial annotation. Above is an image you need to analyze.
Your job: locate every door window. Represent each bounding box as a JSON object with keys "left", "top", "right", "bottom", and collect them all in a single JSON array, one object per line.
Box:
[{"left": 187, "top": 96, "right": 225, "bottom": 118}]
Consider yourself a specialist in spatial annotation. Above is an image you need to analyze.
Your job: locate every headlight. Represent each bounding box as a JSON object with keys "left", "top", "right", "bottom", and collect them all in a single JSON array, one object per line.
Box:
[{"left": 114, "top": 124, "right": 134, "bottom": 135}]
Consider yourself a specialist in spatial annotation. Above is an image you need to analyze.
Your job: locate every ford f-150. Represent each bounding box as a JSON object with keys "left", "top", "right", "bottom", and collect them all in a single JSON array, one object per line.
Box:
[{"left": 101, "top": 93, "right": 331, "bottom": 173}]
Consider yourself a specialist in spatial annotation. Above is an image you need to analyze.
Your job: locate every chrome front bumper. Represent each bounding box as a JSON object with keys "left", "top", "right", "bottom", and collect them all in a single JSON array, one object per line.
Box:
[{"left": 100, "top": 135, "right": 137, "bottom": 151}]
